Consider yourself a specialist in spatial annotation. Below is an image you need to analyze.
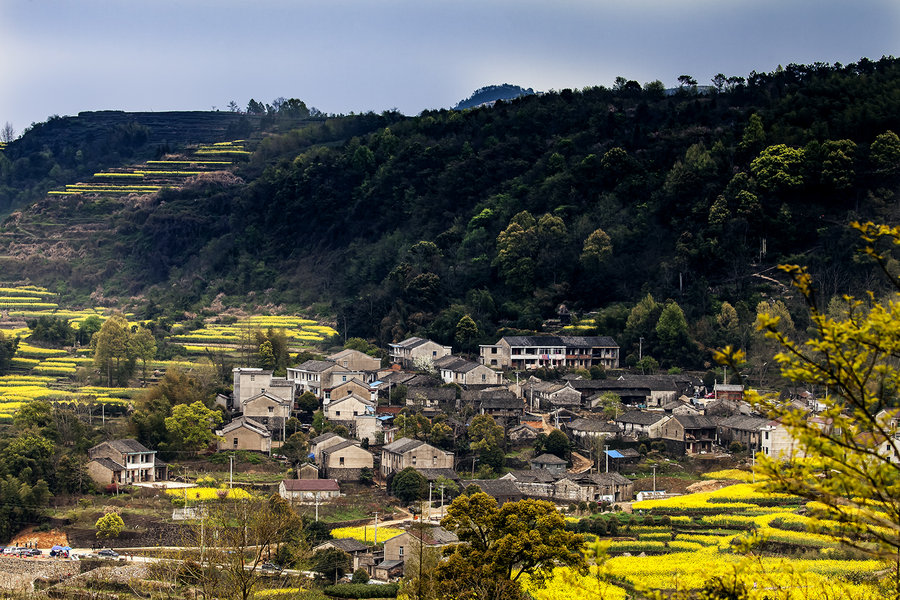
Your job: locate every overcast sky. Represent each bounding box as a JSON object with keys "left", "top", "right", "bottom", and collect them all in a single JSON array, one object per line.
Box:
[{"left": 2, "top": 0, "right": 899, "bottom": 134}]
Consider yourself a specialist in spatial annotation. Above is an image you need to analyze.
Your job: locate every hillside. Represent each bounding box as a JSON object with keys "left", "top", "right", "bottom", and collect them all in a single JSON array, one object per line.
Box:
[{"left": 2, "top": 57, "right": 900, "bottom": 371}]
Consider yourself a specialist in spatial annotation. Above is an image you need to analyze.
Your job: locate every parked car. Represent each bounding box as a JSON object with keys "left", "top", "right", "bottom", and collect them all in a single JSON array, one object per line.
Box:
[
  {"left": 27, "top": 549, "right": 42, "bottom": 557},
  {"left": 97, "top": 549, "right": 119, "bottom": 558},
  {"left": 2, "top": 547, "right": 19, "bottom": 555},
  {"left": 260, "top": 562, "right": 282, "bottom": 572}
]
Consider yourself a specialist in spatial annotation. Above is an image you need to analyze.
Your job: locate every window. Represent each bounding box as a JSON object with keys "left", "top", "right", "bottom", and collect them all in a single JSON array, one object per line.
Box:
[
  {"left": 412, "top": 456, "right": 417, "bottom": 465},
  {"left": 491, "top": 347, "right": 498, "bottom": 354},
  {"left": 250, "top": 375, "right": 255, "bottom": 381},
  {"left": 233, "top": 437, "right": 238, "bottom": 447},
  {"left": 432, "top": 455, "right": 437, "bottom": 466},
  {"left": 268, "top": 407, "right": 274, "bottom": 414},
  {"left": 398, "top": 546, "right": 404, "bottom": 557},
  {"left": 339, "top": 456, "right": 345, "bottom": 466},
  {"left": 482, "top": 374, "right": 486, "bottom": 382},
  {"left": 336, "top": 411, "right": 341, "bottom": 417},
  {"left": 432, "top": 351, "right": 437, "bottom": 357}
]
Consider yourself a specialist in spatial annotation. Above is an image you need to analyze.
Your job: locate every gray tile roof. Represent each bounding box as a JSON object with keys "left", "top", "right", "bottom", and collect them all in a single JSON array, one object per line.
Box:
[
  {"left": 90, "top": 457, "right": 125, "bottom": 472},
  {"left": 616, "top": 411, "right": 667, "bottom": 426},
  {"left": 382, "top": 437, "right": 425, "bottom": 454},
  {"left": 464, "top": 479, "right": 523, "bottom": 499},
  {"left": 310, "top": 432, "right": 346, "bottom": 445},
  {"left": 499, "top": 335, "right": 618, "bottom": 348},
  {"left": 295, "top": 359, "right": 338, "bottom": 372},
  {"left": 567, "top": 418, "right": 620, "bottom": 433},
  {"left": 106, "top": 439, "right": 153, "bottom": 454},
  {"left": 673, "top": 414, "right": 716, "bottom": 430},
  {"left": 531, "top": 453, "right": 568, "bottom": 465}
]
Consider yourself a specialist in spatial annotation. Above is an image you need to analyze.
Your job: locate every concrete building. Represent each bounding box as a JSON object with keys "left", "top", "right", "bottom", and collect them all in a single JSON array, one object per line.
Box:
[
  {"left": 389, "top": 337, "right": 452, "bottom": 369},
  {"left": 479, "top": 335, "right": 619, "bottom": 370},
  {"left": 87, "top": 439, "right": 167, "bottom": 486},
  {"left": 216, "top": 416, "right": 272, "bottom": 453},
  {"left": 380, "top": 438, "right": 454, "bottom": 477}
]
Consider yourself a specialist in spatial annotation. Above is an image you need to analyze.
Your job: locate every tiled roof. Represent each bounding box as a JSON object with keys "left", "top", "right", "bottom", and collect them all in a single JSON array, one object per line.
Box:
[
  {"left": 531, "top": 453, "right": 568, "bottom": 465},
  {"left": 281, "top": 479, "right": 340, "bottom": 492},
  {"left": 320, "top": 538, "right": 369, "bottom": 553},
  {"left": 390, "top": 337, "right": 428, "bottom": 349},
  {"left": 567, "top": 418, "right": 620, "bottom": 433},
  {"left": 90, "top": 457, "right": 125, "bottom": 472},
  {"left": 382, "top": 437, "right": 424, "bottom": 454},
  {"left": 295, "top": 359, "right": 338, "bottom": 372},
  {"left": 218, "top": 416, "right": 271, "bottom": 437},
  {"left": 105, "top": 439, "right": 153, "bottom": 454},
  {"left": 310, "top": 432, "right": 346, "bottom": 445},
  {"left": 673, "top": 414, "right": 716, "bottom": 429},
  {"left": 499, "top": 335, "right": 618, "bottom": 348},
  {"left": 616, "top": 411, "right": 667, "bottom": 425}
]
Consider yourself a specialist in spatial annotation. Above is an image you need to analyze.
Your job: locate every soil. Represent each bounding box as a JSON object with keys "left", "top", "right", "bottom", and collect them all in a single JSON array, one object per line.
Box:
[
  {"left": 685, "top": 479, "right": 736, "bottom": 494},
  {"left": 9, "top": 528, "right": 69, "bottom": 548},
  {"left": 632, "top": 476, "right": 703, "bottom": 495}
]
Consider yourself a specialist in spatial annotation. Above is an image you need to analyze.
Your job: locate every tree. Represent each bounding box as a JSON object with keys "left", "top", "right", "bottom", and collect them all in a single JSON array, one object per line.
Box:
[
  {"left": 870, "top": 130, "right": 900, "bottom": 176},
  {"left": 75, "top": 315, "right": 103, "bottom": 347},
  {"left": 454, "top": 314, "right": 480, "bottom": 351},
  {"left": 543, "top": 429, "right": 570, "bottom": 461},
  {"left": 716, "top": 221, "right": 900, "bottom": 574},
  {"left": 579, "top": 228, "right": 613, "bottom": 271},
  {"left": 468, "top": 414, "right": 505, "bottom": 473},
  {"left": 164, "top": 401, "right": 223, "bottom": 453},
  {"left": 739, "top": 113, "right": 766, "bottom": 153},
  {"left": 129, "top": 326, "right": 157, "bottom": 384},
  {"left": 391, "top": 467, "right": 427, "bottom": 503},
  {"left": 592, "top": 392, "right": 623, "bottom": 420},
  {"left": 313, "top": 547, "right": 351, "bottom": 583},
  {"left": 0, "top": 122, "right": 14, "bottom": 143},
  {"left": 296, "top": 391, "right": 319, "bottom": 414},
  {"left": 92, "top": 314, "right": 134, "bottom": 386},
  {"left": 27, "top": 315, "right": 75, "bottom": 346},
  {"left": 677, "top": 75, "right": 698, "bottom": 90},
  {"left": 750, "top": 144, "right": 805, "bottom": 192},
  {"left": 433, "top": 492, "right": 586, "bottom": 600},
  {"left": 257, "top": 340, "right": 276, "bottom": 371},
  {"left": 0, "top": 332, "right": 18, "bottom": 376},
  {"left": 95, "top": 512, "right": 124, "bottom": 538}
]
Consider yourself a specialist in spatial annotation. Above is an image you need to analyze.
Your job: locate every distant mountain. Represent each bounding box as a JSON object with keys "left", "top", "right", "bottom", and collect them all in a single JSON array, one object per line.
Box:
[{"left": 454, "top": 84, "right": 536, "bottom": 110}]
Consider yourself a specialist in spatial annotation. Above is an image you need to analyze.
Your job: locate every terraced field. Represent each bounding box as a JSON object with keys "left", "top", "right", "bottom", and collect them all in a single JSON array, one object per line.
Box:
[{"left": 0, "top": 284, "right": 336, "bottom": 421}]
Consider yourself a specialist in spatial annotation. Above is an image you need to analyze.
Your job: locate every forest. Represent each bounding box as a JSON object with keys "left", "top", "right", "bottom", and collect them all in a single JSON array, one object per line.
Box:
[{"left": 2, "top": 57, "right": 900, "bottom": 373}]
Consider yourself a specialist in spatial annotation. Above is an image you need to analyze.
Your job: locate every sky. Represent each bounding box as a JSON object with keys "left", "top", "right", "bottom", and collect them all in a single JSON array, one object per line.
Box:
[{"left": 2, "top": 0, "right": 899, "bottom": 134}]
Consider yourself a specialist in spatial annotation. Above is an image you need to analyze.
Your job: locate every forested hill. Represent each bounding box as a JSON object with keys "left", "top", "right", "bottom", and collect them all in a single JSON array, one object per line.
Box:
[{"left": 3, "top": 57, "right": 900, "bottom": 370}]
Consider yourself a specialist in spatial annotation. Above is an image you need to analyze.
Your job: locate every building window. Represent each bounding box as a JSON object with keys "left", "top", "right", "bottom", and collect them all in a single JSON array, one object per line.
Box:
[
  {"left": 398, "top": 546, "right": 404, "bottom": 557},
  {"left": 491, "top": 347, "right": 498, "bottom": 354},
  {"left": 412, "top": 456, "right": 417, "bottom": 465},
  {"left": 339, "top": 456, "right": 345, "bottom": 466},
  {"left": 250, "top": 375, "right": 255, "bottom": 381},
  {"left": 432, "top": 456, "right": 437, "bottom": 466},
  {"left": 336, "top": 411, "right": 341, "bottom": 417},
  {"left": 233, "top": 438, "right": 238, "bottom": 447},
  {"left": 432, "top": 351, "right": 437, "bottom": 357},
  {"left": 268, "top": 407, "right": 274, "bottom": 414},
  {"left": 482, "top": 374, "right": 486, "bottom": 382}
]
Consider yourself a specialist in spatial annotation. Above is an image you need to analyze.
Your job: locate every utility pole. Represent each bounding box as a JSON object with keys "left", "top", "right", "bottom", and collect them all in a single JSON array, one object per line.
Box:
[
  {"left": 315, "top": 492, "right": 320, "bottom": 521},
  {"left": 639, "top": 337, "right": 644, "bottom": 361},
  {"left": 604, "top": 444, "right": 609, "bottom": 473},
  {"left": 652, "top": 465, "right": 656, "bottom": 493},
  {"left": 440, "top": 483, "right": 445, "bottom": 519},
  {"left": 428, "top": 482, "right": 433, "bottom": 522},
  {"left": 374, "top": 512, "right": 379, "bottom": 545},
  {"left": 230, "top": 455, "right": 234, "bottom": 489}
]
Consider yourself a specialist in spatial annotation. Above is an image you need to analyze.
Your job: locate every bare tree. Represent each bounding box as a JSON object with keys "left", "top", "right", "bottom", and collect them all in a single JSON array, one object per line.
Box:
[{"left": 0, "top": 122, "right": 14, "bottom": 143}]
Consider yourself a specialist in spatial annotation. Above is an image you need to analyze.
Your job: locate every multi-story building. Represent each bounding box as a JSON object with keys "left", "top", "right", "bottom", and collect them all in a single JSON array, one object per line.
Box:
[
  {"left": 380, "top": 437, "right": 454, "bottom": 477},
  {"left": 87, "top": 439, "right": 168, "bottom": 486},
  {"left": 479, "top": 336, "right": 619, "bottom": 370},
  {"left": 388, "top": 337, "right": 452, "bottom": 369}
]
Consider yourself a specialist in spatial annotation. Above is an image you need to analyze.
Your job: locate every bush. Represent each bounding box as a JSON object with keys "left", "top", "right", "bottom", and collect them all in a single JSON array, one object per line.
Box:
[
  {"left": 729, "top": 441, "right": 745, "bottom": 453},
  {"left": 322, "top": 583, "right": 400, "bottom": 598},
  {"left": 351, "top": 568, "right": 370, "bottom": 584}
]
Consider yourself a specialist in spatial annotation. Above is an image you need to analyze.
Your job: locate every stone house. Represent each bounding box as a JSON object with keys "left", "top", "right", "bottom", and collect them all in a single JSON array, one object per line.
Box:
[
  {"left": 388, "top": 337, "right": 452, "bottom": 369},
  {"left": 716, "top": 415, "right": 770, "bottom": 451},
  {"left": 279, "top": 479, "right": 340, "bottom": 503},
  {"left": 320, "top": 440, "right": 374, "bottom": 481},
  {"left": 659, "top": 414, "right": 717, "bottom": 454},
  {"left": 241, "top": 391, "right": 291, "bottom": 437},
  {"left": 314, "top": 538, "right": 373, "bottom": 573},
  {"left": 324, "top": 392, "right": 375, "bottom": 422},
  {"left": 565, "top": 418, "right": 620, "bottom": 449},
  {"left": 434, "top": 355, "right": 506, "bottom": 386},
  {"left": 328, "top": 348, "right": 382, "bottom": 373},
  {"left": 232, "top": 367, "right": 294, "bottom": 407},
  {"left": 87, "top": 439, "right": 167, "bottom": 487},
  {"left": 216, "top": 416, "right": 271, "bottom": 453},
  {"left": 463, "top": 479, "right": 523, "bottom": 504},
  {"left": 479, "top": 335, "right": 619, "bottom": 370},
  {"left": 529, "top": 453, "right": 567, "bottom": 475},
  {"left": 380, "top": 438, "right": 454, "bottom": 478},
  {"left": 380, "top": 526, "right": 458, "bottom": 578},
  {"left": 287, "top": 360, "right": 364, "bottom": 399},
  {"left": 760, "top": 420, "right": 803, "bottom": 459},
  {"left": 327, "top": 378, "right": 375, "bottom": 403},
  {"left": 508, "top": 423, "right": 542, "bottom": 444},
  {"left": 615, "top": 411, "right": 667, "bottom": 438},
  {"left": 310, "top": 433, "right": 348, "bottom": 463}
]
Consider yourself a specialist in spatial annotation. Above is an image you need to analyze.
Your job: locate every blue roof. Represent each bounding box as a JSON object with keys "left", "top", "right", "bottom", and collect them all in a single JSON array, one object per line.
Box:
[{"left": 604, "top": 450, "right": 625, "bottom": 459}]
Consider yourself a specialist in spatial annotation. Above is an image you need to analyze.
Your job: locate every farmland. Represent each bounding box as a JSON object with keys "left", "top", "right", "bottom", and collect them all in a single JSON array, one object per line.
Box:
[
  {"left": 0, "top": 283, "right": 337, "bottom": 421},
  {"left": 547, "top": 471, "right": 892, "bottom": 598}
]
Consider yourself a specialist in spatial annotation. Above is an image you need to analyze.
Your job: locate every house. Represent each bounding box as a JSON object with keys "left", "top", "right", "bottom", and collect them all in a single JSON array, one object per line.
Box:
[
  {"left": 314, "top": 538, "right": 373, "bottom": 573},
  {"left": 615, "top": 411, "right": 668, "bottom": 438},
  {"left": 479, "top": 335, "right": 619, "bottom": 370},
  {"left": 572, "top": 472, "right": 634, "bottom": 502},
  {"left": 320, "top": 440, "right": 374, "bottom": 481},
  {"left": 659, "top": 414, "right": 717, "bottom": 454},
  {"left": 545, "top": 382, "right": 583, "bottom": 410},
  {"left": 355, "top": 414, "right": 392, "bottom": 445},
  {"left": 328, "top": 378, "right": 376, "bottom": 403},
  {"left": 328, "top": 348, "right": 382, "bottom": 373},
  {"left": 241, "top": 391, "right": 291, "bottom": 436},
  {"left": 279, "top": 479, "right": 340, "bottom": 503},
  {"left": 287, "top": 360, "right": 363, "bottom": 399},
  {"left": 573, "top": 374, "right": 695, "bottom": 408},
  {"left": 406, "top": 387, "right": 457, "bottom": 412},
  {"left": 216, "top": 416, "right": 272, "bottom": 453},
  {"left": 381, "top": 526, "right": 458, "bottom": 577},
  {"left": 565, "top": 418, "right": 620, "bottom": 448},
  {"left": 463, "top": 479, "right": 524, "bottom": 504},
  {"left": 298, "top": 463, "right": 319, "bottom": 479},
  {"left": 324, "top": 392, "right": 375, "bottom": 423},
  {"left": 714, "top": 383, "right": 744, "bottom": 402},
  {"left": 434, "top": 355, "right": 506, "bottom": 386},
  {"left": 508, "top": 423, "right": 542, "bottom": 444},
  {"left": 529, "top": 453, "right": 568, "bottom": 475},
  {"left": 760, "top": 420, "right": 802, "bottom": 459},
  {"left": 716, "top": 415, "right": 770, "bottom": 451},
  {"left": 310, "top": 433, "right": 348, "bottom": 464},
  {"left": 380, "top": 438, "right": 454, "bottom": 477},
  {"left": 389, "top": 337, "right": 452, "bottom": 369},
  {"left": 87, "top": 439, "right": 167, "bottom": 486},
  {"left": 232, "top": 367, "right": 294, "bottom": 406}
]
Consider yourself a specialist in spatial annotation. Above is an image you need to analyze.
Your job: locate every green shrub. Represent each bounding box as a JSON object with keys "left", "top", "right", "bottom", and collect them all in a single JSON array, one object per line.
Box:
[{"left": 322, "top": 583, "right": 399, "bottom": 598}]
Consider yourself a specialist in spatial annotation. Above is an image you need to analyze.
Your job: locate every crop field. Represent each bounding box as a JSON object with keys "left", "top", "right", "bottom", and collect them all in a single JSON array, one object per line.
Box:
[
  {"left": 47, "top": 140, "right": 243, "bottom": 197},
  {"left": 329, "top": 525, "right": 405, "bottom": 544},
  {"left": 549, "top": 480, "right": 892, "bottom": 598},
  {"left": 0, "top": 284, "right": 337, "bottom": 421}
]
